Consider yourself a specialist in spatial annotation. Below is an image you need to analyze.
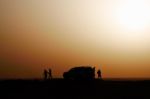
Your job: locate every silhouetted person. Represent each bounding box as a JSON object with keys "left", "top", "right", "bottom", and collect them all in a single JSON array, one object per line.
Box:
[
  {"left": 48, "top": 68, "right": 52, "bottom": 79},
  {"left": 97, "top": 69, "right": 101, "bottom": 79},
  {"left": 43, "top": 69, "right": 48, "bottom": 80}
]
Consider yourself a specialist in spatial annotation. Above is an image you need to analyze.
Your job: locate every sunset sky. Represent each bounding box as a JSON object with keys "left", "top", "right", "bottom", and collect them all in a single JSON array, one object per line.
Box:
[{"left": 1, "top": 0, "right": 150, "bottom": 79}]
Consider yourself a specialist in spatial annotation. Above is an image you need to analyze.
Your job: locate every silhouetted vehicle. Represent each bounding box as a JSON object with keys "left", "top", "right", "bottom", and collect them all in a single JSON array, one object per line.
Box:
[{"left": 63, "top": 66, "right": 95, "bottom": 80}]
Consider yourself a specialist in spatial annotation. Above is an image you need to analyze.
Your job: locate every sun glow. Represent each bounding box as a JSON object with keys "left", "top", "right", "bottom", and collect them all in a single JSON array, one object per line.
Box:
[{"left": 117, "top": 0, "right": 150, "bottom": 31}]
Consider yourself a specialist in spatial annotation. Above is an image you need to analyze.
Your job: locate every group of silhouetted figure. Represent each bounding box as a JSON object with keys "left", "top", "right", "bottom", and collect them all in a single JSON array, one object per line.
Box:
[
  {"left": 43, "top": 68, "right": 52, "bottom": 80},
  {"left": 43, "top": 66, "right": 102, "bottom": 80}
]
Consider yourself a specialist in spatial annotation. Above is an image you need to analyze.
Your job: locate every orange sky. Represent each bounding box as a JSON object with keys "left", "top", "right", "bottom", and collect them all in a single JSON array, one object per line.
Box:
[{"left": 1, "top": 0, "right": 150, "bottom": 79}]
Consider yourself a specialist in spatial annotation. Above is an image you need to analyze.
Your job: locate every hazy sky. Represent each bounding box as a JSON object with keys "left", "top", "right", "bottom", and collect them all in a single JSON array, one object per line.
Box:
[{"left": 1, "top": 0, "right": 150, "bottom": 79}]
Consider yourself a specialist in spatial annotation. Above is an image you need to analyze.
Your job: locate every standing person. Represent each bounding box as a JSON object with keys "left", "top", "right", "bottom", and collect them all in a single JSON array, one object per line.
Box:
[
  {"left": 97, "top": 69, "right": 101, "bottom": 79},
  {"left": 43, "top": 69, "right": 48, "bottom": 80},
  {"left": 48, "top": 68, "right": 52, "bottom": 79}
]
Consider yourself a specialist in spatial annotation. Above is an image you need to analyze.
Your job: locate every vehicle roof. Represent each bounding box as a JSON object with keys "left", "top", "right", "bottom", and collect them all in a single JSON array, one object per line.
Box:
[{"left": 70, "top": 66, "right": 94, "bottom": 71}]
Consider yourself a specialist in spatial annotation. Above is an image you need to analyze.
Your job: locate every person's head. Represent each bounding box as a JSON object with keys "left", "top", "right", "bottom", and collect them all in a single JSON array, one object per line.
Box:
[{"left": 44, "top": 69, "right": 47, "bottom": 72}]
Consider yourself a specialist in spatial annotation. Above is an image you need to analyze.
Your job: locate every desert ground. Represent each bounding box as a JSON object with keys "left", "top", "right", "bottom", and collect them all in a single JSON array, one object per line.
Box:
[{"left": 0, "top": 79, "right": 150, "bottom": 99}]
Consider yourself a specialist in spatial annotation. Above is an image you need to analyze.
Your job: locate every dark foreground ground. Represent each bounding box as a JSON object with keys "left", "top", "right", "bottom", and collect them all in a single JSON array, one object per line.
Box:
[{"left": 0, "top": 79, "right": 150, "bottom": 99}]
